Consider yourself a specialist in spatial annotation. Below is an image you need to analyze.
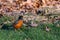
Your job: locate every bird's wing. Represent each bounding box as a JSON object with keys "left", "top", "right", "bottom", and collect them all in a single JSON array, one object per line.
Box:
[{"left": 13, "top": 20, "right": 18, "bottom": 25}]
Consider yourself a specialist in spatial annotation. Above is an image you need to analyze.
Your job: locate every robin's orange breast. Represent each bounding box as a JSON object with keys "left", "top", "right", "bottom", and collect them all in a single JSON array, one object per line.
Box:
[{"left": 14, "top": 20, "right": 23, "bottom": 29}]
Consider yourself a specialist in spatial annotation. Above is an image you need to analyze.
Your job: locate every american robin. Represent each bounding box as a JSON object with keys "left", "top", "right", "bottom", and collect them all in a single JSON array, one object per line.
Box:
[{"left": 13, "top": 15, "right": 23, "bottom": 29}]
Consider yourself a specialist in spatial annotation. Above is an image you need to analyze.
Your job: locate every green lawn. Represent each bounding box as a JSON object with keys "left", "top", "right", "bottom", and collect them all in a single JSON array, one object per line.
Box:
[{"left": 0, "top": 24, "right": 60, "bottom": 40}]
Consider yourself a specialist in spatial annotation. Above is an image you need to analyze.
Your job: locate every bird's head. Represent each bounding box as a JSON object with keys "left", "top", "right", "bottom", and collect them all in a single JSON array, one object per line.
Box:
[{"left": 18, "top": 15, "right": 23, "bottom": 20}]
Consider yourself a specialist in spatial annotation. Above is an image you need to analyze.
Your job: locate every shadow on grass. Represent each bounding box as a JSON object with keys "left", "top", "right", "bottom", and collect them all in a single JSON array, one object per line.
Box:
[{"left": 1, "top": 24, "right": 14, "bottom": 30}]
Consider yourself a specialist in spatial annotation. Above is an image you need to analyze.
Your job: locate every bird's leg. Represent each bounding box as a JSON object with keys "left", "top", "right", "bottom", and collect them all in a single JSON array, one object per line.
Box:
[
  {"left": 14, "top": 29, "right": 17, "bottom": 31},
  {"left": 17, "top": 28, "right": 20, "bottom": 31},
  {"left": 15, "top": 28, "right": 21, "bottom": 31}
]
